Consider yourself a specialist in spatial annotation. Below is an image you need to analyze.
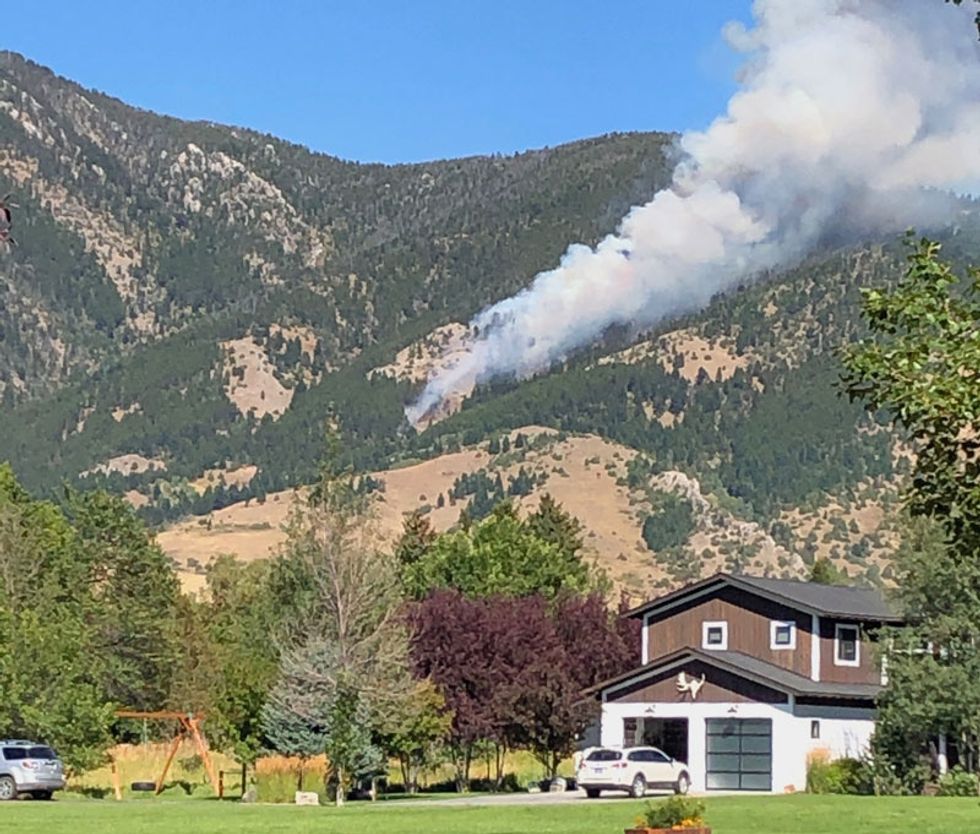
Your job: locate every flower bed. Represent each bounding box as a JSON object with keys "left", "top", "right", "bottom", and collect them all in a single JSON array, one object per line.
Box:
[{"left": 627, "top": 797, "right": 710, "bottom": 834}]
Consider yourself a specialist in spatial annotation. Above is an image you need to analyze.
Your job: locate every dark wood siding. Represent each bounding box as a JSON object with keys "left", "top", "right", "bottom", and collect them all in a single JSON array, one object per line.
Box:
[
  {"left": 645, "top": 586, "right": 812, "bottom": 676},
  {"left": 819, "top": 618, "right": 882, "bottom": 685},
  {"left": 605, "top": 659, "right": 788, "bottom": 704}
]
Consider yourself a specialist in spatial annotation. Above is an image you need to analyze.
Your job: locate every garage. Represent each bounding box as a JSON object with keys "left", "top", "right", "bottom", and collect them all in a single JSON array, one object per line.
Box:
[{"left": 705, "top": 718, "right": 772, "bottom": 791}]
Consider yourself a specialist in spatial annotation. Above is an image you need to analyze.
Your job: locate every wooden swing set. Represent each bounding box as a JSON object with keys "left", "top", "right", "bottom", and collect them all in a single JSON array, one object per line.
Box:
[{"left": 113, "top": 710, "right": 219, "bottom": 798}]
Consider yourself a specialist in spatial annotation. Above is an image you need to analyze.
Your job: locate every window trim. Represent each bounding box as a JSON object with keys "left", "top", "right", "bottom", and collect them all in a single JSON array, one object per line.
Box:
[
  {"left": 702, "top": 620, "right": 728, "bottom": 651},
  {"left": 770, "top": 620, "right": 797, "bottom": 651},
  {"left": 834, "top": 623, "right": 861, "bottom": 667}
]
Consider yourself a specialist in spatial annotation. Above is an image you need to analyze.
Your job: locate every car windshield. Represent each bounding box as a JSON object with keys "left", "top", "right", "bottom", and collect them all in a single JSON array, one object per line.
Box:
[
  {"left": 3, "top": 746, "right": 56, "bottom": 760},
  {"left": 586, "top": 749, "right": 622, "bottom": 762}
]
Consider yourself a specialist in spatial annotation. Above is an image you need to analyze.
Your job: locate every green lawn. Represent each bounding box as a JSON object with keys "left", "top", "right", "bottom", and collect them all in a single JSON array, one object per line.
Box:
[{"left": 0, "top": 795, "right": 977, "bottom": 833}]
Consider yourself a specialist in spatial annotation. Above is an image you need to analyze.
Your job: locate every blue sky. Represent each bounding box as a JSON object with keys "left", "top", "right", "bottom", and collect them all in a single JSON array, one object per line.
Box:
[{"left": 4, "top": 1, "right": 753, "bottom": 164}]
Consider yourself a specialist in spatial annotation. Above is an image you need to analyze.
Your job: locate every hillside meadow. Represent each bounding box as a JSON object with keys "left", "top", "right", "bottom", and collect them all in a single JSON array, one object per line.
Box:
[{"left": 1, "top": 795, "right": 977, "bottom": 834}]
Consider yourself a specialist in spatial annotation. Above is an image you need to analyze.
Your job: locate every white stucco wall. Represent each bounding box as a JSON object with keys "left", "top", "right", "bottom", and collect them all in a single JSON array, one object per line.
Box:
[
  {"left": 599, "top": 699, "right": 875, "bottom": 794},
  {"left": 795, "top": 704, "right": 876, "bottom": 763}
]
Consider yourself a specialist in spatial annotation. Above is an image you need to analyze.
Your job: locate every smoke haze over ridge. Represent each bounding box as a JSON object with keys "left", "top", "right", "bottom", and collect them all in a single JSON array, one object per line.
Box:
[{"left": 407, "top": 0, "right": 980, "bottom": 424}]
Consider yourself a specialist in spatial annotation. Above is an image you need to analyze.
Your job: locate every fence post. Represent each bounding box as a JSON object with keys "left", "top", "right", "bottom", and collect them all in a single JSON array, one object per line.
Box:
[{"left": 110, "top": 759, "right": 122, "bottom": 802}]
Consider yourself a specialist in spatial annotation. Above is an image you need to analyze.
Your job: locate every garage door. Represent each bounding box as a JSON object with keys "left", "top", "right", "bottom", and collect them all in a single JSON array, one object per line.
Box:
[{"left": 705, "top": 718, "right": 772, "bottom": 791}]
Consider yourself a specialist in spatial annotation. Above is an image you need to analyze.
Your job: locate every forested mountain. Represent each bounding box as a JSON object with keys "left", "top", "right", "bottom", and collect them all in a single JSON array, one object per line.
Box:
[
  {"left": 2, "top": 51, "right": 979, "bottom": 589},
  {"left": 0, "top": 51, "right": 672, "bottom": 495}
]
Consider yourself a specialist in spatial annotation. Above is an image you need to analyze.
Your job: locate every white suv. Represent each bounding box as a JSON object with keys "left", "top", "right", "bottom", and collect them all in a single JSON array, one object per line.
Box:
[
  {"left": 0, "top": 740, "right": 66, "bottom": 800},
  {"left": 577, "top": 746, "right": 691, "bottom": 798}
]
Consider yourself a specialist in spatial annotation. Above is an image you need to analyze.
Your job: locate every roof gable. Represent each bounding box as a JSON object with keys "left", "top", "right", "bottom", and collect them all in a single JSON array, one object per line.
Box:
[
  {"left": 625, "top": 572, "right": 900, "bottom": 623},
  {"left": 588, "top": 647, "right": 882, "bottom": 702}
]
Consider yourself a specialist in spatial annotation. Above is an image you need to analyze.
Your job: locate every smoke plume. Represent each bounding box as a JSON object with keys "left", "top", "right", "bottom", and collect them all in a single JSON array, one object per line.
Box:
[{"left": 408, "top": 0, "right": 980, "bottom": 425}]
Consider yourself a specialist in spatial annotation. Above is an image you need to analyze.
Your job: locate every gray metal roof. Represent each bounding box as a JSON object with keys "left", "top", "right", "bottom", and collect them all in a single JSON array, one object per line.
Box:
[
  {"left": 626, "top": 572, "right": 901, "bottom": 623},
  {"left": 707, "top": 650, "right": 883, "bottom": 699},
  {"left": 588, "top": 648, "right": 882, "bottom": 701},
  {"left": 729, "top": 575, "right": 899, "bottom": 622}
]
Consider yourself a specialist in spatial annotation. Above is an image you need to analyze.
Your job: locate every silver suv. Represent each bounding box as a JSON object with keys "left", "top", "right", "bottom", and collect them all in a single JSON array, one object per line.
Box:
[{"left": 0, "top": 740, "right": 66, "bottom": 800}]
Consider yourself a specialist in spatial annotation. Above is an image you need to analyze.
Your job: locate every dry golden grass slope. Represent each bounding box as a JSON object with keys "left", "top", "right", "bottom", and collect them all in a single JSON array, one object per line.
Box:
[{"left": 160, "top": 426, "right": 900, "bottom": 599}]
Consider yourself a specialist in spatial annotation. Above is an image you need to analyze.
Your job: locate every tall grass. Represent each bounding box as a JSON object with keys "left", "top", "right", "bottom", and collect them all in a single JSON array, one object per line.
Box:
[{"left": 255, "top": 755, "right": 327, "bottom": 803}]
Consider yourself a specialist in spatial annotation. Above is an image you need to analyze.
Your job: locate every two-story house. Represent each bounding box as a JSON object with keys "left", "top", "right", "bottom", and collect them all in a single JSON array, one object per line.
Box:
[{"left": 587, "top": 573, "right": 901, "bottom": 793}]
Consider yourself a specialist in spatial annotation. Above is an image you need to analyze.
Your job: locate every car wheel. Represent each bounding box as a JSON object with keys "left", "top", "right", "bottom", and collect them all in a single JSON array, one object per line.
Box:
[
  {"left": 674, "top": 772, "right": 690, "bottom": 795},
  {"left": 629, "top": 773, "right": 646, "bottom": 799},
  {"left": 585, "top": 787, "right": 601, "bottom": 799},
  {"left": 0, "top": 776, "right": 17, "bottom": 801},
  {"left": 32, "top": 791, "right": 53, "bottom": 801}
]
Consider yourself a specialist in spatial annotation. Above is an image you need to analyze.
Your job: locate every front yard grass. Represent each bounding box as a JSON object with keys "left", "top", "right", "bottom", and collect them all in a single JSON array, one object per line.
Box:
[{"left": 0, "top": 793, "right": 976, "bottom": 833}]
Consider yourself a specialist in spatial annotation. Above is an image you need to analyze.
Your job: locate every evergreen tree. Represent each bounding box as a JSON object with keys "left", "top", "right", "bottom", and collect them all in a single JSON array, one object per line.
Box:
[
  {"left": 809, "top": 557, "right": 847, "bottom": 585},
  {"left": 526, "top": 494, "right": 589, "bottom": 577},
  {"left": 394, "top": 511, "right": 437, "bottom": 567}
]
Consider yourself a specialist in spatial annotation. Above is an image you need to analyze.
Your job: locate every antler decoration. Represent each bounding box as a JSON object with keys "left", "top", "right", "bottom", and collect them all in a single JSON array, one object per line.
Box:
[{"left": 676, "top": 671, "right": 707, "bottom": 701}]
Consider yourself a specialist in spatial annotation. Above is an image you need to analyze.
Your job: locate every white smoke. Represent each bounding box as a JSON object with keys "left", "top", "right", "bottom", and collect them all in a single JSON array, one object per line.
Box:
[{"left": 408, "top": 0, "right": 980, "bottom": 424}]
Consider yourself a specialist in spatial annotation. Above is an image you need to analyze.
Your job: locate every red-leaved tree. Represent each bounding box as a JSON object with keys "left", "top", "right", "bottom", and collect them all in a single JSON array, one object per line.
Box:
[{"left": 408, "top": 589, "right": 637, "bottom": 786}]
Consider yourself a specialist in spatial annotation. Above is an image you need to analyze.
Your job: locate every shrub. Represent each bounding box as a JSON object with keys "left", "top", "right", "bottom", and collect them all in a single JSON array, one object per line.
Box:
[
  {"left": 938, "top": 767, "right": 979, "bottom": 797},
  {"left": 860, "top": 746, "right": 931, "bottom": 796},
  {"left": 639, "top": 796, "right": 706, "bottom": 829},
  {"left": 806, "top": 756, "right": 872, "bottom": 795},
  {"left": 177, "top": 754, "right": 203, "bottom": 772}
]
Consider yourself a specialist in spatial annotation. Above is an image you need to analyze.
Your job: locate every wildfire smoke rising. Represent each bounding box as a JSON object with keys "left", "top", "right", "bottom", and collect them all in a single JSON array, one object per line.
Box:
[{"left": 407, "top": 0, "right": 980, "bottom": 425}]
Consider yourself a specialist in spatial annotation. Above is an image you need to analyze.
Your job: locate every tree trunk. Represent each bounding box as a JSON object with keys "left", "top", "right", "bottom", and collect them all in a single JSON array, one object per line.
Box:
[
  {"left": 399, "top": 756, "right": 412, "bottom": 794},
  {"left": 241, "top": 761, "right": 247, "bottom": 798},
  {"left": 408, "top": 757, "right": 419, "bottom": 794},
  {"left": 335, "top": 765, "right": 345, "bottom": 807},
  {"left": 493, "top": 742, "right": 507, "bottom": 791},
  {"left": 451, "top": 744, "right": 472, "bottom": 793}
]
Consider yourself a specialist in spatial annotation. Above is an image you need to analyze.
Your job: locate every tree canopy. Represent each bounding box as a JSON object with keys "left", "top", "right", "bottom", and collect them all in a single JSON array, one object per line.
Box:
[
  {"left": 400, "top": 500, "right": 595, "bottom": 600},
  {"left": 842, "top": 238, "right": 980, "bottom": 784}
]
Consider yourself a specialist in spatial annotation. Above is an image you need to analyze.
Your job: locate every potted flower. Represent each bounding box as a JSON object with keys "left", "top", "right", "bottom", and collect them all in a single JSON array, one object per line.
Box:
[{"left": 624, "top": 797, "right": 711, "bottom": 834}]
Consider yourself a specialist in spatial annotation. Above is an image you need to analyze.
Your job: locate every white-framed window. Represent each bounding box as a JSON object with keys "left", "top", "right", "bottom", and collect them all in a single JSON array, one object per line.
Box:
[
  {"left": 770, "top": 620, "right": 797, "bottom": 650},
  {"left": 702, "top": 620, "right": 728, "bottom": 651},
  {"left": 834, "top": 624, "right": 861, "bottom": 667}
]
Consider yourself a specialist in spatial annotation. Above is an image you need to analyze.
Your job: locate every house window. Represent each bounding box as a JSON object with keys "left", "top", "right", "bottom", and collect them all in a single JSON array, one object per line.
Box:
[
  {"left": 835, "top": 624, "right": 860, "bottom": 667},
  {"left": 770, "top": 621, "right": 797, "bottom": 650},
  {"left": 702, "top": 621, "right": 728, "bottom": 651},
  {"left": 810, "top": 720, "right": 820, "bottom": 740}
]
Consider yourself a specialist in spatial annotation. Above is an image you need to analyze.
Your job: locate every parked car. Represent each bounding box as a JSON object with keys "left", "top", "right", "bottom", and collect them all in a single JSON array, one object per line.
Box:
[
  {"left": 576, "top": 746, "right": 690, "bottom": 798},
  {"left": 0, "top": 740, "right": 66, "bottom": 800}
]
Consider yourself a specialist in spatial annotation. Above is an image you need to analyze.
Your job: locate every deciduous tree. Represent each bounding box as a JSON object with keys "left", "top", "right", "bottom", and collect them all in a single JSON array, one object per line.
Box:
[
  {"left": 263, "top": 449, "right": 413, "bottom": 802},
  {"left": 402, "top": 502, "right": 592, "bottom": 600},
  {"left": 842, "top": 239, "right": 980, "bottom": 782}
]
